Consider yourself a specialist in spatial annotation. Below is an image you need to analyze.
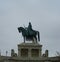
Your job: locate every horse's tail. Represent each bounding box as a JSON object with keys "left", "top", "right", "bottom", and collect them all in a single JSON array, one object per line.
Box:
[{"left": 38, "top": 31, "right": 40, "bottom": 41}]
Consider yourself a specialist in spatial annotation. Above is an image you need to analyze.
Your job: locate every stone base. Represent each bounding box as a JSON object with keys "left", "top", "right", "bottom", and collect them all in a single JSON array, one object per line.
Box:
[{"left": 18, "top": 42, "right": 42, "bottom": 59}]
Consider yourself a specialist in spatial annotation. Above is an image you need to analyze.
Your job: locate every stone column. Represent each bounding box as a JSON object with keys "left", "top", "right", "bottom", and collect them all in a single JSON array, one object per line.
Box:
[
  {"left": 39, "top": 49, "right": 41, "bottom": 57},
  {"left": 18, "top": 49, "right": 21, "bottom": 57},
  {"left": 28, "top": 48, "right": 31, "bottom": 58},
  {"left": 39, "top": 47, "right": 42, "bottom": 57}
]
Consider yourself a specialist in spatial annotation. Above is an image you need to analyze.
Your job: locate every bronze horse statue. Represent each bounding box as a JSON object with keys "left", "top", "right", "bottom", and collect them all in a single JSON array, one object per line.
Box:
[{"left": 18, "top": 22, "right": 40, "bottom": 43}]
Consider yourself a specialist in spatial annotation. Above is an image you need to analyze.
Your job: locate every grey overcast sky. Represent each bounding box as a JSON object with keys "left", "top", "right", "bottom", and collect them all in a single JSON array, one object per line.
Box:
[{"left": 0, "top": 0, "right": 60, "bottom": 57}]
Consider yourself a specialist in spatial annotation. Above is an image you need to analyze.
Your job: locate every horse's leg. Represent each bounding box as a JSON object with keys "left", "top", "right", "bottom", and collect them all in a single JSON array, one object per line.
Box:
[
  {"left": 24, "top": 36, "right": 25, "bottom": 43},
  {"left": 37, "top": 31, "right": 40, "bottom": 41},
  {"left": 33, "top": 36, "right": 37, "bottom": 43},
  {"left": 35, "top": 36, "right": 37, "bottom": 43},
  {"left": 32, "top": 37, "right": 34, "bottom": 43}
]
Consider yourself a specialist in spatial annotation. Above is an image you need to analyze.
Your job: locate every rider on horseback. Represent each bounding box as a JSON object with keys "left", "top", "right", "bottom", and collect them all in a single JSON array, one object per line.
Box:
[
  {"left": 28, "top": 22, "right": 32, "bottom": 30},
  {"left": 27, "top": 22, "right": 33, "bottom": 35},
  {"left": 18, "top": 22, "right": 40, "bottom": 43}
]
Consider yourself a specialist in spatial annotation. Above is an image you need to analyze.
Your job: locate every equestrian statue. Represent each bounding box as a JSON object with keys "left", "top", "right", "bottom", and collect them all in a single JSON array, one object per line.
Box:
[{"left": 18, "top": 22, "right": 40, "bottom": 43}]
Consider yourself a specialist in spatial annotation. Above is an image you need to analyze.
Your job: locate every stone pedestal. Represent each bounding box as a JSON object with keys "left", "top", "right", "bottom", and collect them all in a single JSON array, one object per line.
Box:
[{"left": 18, "top": 42, "right": 42, "bottom": 59}]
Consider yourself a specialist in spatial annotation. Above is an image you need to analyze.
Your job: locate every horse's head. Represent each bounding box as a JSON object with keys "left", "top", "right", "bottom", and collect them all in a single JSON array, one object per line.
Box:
[{"left": 18, "top": 27, "right": 24, "bottom": 33}]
